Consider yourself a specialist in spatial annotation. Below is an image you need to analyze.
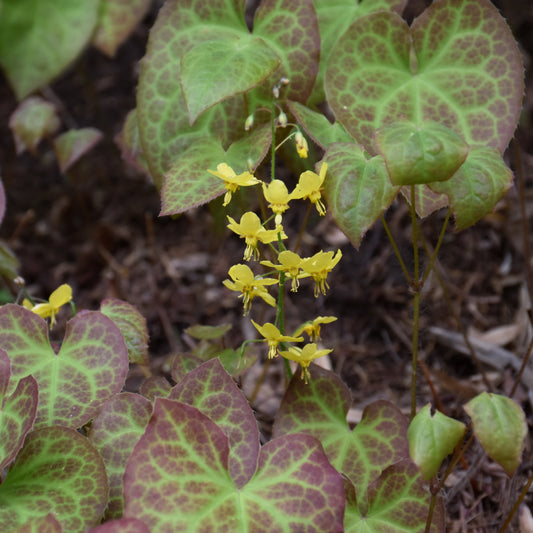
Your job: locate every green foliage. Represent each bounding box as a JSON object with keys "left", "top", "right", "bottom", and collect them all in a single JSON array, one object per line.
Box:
[{"left": 0, "top": 0, "right": 529, "bottom": 531}]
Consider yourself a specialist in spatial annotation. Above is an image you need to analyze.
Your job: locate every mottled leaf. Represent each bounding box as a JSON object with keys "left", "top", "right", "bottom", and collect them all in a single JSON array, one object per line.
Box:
[
  {"left": 429, "top": 147, "right": 513, "bottom": 230},
  {"left": 88, "top": 393, "right": 152, "bottom": 520},
  {"left": 168, "top": 358, "right": 259, "bottom": 488},
  {"left": 100, "top": 298, "right": 149, "bottom": 365},
  {"left": 139, "top": 376, "right": 172, "bottom": 401},
  {"left": 181, "top": 37, "right": 280, "bottom": 124},
  {"left": 374, "top": 121, "right": 469, "bottom": 186},
  {"left": 13, "top": 514, "right": 63, "bottom": 533},
  {"left": 273, "top": 365, "right": 409, "bottom": 500},
  {"left": 345, "top": 459, "right": 445, "bottom": 532},
  {"left": 92, "top": 0, "right": 152, "bottom": 57},
  {"left": 326, "top": 0, "right": 523, "bottom": 154},
  {"left": 399, "top": 185, "right": 449, "bottom": 219},
  {"left": 464, "top": 392, "right": 527, "bottom": 476},
  {"left": 124, "top": 398, "right": 344, "bottom": 532},
  {"left": 160, "top": 123, "right": 270, "bottom": 215},
  {"left": 323, "top": 142, "right": 399, "bottom": 248},
  {"left": 88, "top": 518, "right": 149, "bottom": 533},
  {"left": 407, "top": 404, "right": 466, "bottom": 480},
  {"left": 9, "top": 97, "right": 60, "bottom": 154},
  {"left": 309, "top": 0, "right": 407, "bottom": 105},
  {"left": 0, "top": 427, "right": 108, "bottom": 532},
  {"left": 0, "top": 350, "right": 38, "bottom": 471},
  {"left": 54, "top": 128, "right": 103, "bottom": 174},
  {"left": 0, "top": 305, "right": 129, "bottom": 429},
  {"left": 0, "top": 0, "right": 99, "bottom": 99}
]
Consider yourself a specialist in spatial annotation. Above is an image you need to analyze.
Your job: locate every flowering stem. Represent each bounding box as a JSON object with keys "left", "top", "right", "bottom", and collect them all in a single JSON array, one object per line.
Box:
[
  {"left": 421, "top": 209, "right": 451, "bottom": 286},
  {"left": 270, "top": 102, "right": 276, "bottom": 182}
]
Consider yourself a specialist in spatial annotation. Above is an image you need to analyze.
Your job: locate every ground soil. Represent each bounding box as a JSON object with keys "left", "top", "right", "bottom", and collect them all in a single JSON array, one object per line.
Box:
[{"left": 0, "top": 1, "right": 532, "bottom": 531}]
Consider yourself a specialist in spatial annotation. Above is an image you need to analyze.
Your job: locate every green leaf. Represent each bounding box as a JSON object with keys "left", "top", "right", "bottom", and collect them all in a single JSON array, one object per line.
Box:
[
  {"left": 185, "top": 323, "right": 232, "bottom": 341},
  {"left": 0, "top": 243, "right": 20, "bottom": 281},
  {"left": 181, "top": 37, "right": 280, "bottom": 125},
  {"left": 374, "top": 121, "right": 469, "bottom": 186},
  {"left": 464, "top": 392, "right": 527, "bottom": 476},
  {"left": 168, "top": 358, "right": 259, "bottom": 488},
  {"left": 99, "top": 298, "right": 149, "bottom": 365},
  {"left": 115, "top": 109, "right": 150, "bottom": 176},
  {"left": 53, "top": 128, "right": 103, "bottom": 174},
  {"left": 399, "top": 185, "right": 449, "bottom": 219},
  {"left": 0, "top": 305, "right": 129, "bottom": 429},
  {"left": 0, "top": 0, "right": 100, "bottom": 99},
  {"left": 13, "top": 514, "right": 63, "bottom": 533},
  {"left": 88, "top": 393, "right": 152, "bottom": 520},
  {"left": 407, "top": 404, "right": 466, "bottom": 480},
  {"left": 0, "top": 350, "right": 38, "bottom": 471},
  {"left": 160, "top": 124, "right": 270, "bottom": 216},
  {"left": 429, "top": 147, "right": 513, "bottom": 230},
  {"left": 8, "top": 96, "right": 60, "bottom": 154},
  {"left": 345, "top": 459, "right": 445, "bottom": 532},
  {"left": 288, "top": 100, "right": 354, "bottom": 150},
  {"left": 273, "top": 365, "right": 409, "bottom": 500},
  {"left": 123, "top": 397, "right": 344, "bottom": 531},
  {"left": 309, "top": 0, "right": 407, "bottom": 106},
  {"left": 323, "top": 143, "right": 399, "bottom": 247},
  {"left": 0, "top": 427, "right": 108, "bottom": 532},
  {"left": 326, "top": 0, "right": 523, "bottom": 154},
  {"left": 92, "top": 0, "right": 152, "bottom": 57}
]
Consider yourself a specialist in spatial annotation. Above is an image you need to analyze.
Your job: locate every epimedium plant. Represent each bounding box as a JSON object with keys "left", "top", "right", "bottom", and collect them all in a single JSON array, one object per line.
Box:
[{"left": 0, "top": 0, "right": 531, "bottom": 533}]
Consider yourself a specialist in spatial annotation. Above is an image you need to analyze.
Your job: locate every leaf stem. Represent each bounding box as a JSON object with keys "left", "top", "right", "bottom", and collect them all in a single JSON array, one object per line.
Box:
[
  {"left": 499, "top": 469, "right": 533, "bottom": 533},
  {"left": 421, "top": 209, "right": 451, "bottom": 286},
  {"left": 410, "top": 185, "right": 421, "bottom": 420},
  {"left": 380, "top": 215, "right": 413, "bottom": 286}
]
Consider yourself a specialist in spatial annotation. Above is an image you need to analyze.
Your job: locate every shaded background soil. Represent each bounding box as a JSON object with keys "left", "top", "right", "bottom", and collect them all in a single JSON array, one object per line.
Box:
[{"left": 0, "top": 0, "right": 532, "bottom": 530}]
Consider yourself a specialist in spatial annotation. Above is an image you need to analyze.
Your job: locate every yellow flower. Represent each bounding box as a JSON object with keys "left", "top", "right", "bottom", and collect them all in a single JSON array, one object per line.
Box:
[
  {"left": 294, "top": 316, "right": 337, "bottom": 341},
  {"left": 227, "top": 212, "right": 286, "bottom": 261},
  {"left": 262, "top": 179, "right": 293, "bottom": 225},
  {"left": 291, "top": 162, "right": 328, "bottom": 216},
  {"left": 251, "top": 320, "right": 303, "bottom": 359},
  {"left": 294, "top": 131, "right": 308, "bottom": 159},
  {"left": 261, "top": 250, "right": 305, "bottom": 292},
  {"left": 23, "top": 284, "right": 73, "bottom": 328},
  {"left": 207, "top": 163, "right": 261, "bottom": 206},
  {"left": 279, "top": 343, "right": 333, "bottom": 383},
  {"left": 223, "top": 264, "right": 277, "bottom": 315},
  {"left": 300, "top": 250, "right": 342, "bottom": 297}
]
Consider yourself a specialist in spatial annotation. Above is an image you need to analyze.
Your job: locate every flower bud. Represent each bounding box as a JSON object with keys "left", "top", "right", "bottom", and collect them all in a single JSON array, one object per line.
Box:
[
  {"left": 295, "top": 131, "right": 308, "bottom": 159},
  {"left": 278, "top": 111, "right": 288, "bottom": 128},
  {"left": 244, "top": 114, "right": 254, "bottom": 131}
]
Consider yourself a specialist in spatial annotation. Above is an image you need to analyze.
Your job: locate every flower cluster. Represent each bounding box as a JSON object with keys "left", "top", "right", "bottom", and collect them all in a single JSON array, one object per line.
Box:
[
  {"left": 22, "top": 284, "right": 73, "bottom": 328},
  {"left": 210, "top": 161, "right": 341, "bottom": 381}
]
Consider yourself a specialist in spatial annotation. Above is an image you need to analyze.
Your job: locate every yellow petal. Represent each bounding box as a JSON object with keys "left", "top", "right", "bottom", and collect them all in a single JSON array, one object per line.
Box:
[{"left": 49, "top": 284, "right": 73, "bottom": 308}]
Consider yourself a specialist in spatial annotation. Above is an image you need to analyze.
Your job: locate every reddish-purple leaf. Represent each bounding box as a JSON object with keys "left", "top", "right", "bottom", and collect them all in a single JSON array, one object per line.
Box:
[{"left": 53, "top": 128, "right": 103, "bottom": 174}]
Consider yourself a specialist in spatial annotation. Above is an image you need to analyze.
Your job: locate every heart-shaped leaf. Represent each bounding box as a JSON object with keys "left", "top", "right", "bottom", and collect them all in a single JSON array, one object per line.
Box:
[
  {"left": 99, "top": 298, "right": 149, "bottom": 365},
  {"left": 344, "top": 459, "right": 445, "bottom": 532},
  {"left": 429, "top": 147, "right": 513, "bottom": 230},
  {"left": 326, "top": 0, "right": 523, "bottom": 154},
  {"left": 0, "top": 0, "right": 99, "bottom": 99},
  {"left": 309, "top": 0, "right": 407, "bottom": 106},
  {"left": 0, "top": 426, "right": 108, "bottom": 532},
  {"left": 168, "top": 358, "right": 260, "bottom": 488},
  {"left": 323, "top": 143, "right": 399, "bottom": 247},
  {"left": 407, "top": 404, "right": 466, "bottom": 480},
  {"left": 0, "top": 305, "right": 129, "bottom": 429},
  {"left": 123, "top": 398, "right": 344, "bottom": 531},
  {"left": 91, "top": 0, "right": 152, "bottom": 58},
  {"left": 273, "top": 365, "right": 409, "bottom": 500},
  {"left": 374, "top": 121, "right": 469, "bottom": 186},
  {"left": 88, "top": 393, "right": 152, "bottom": 521},
  {"left": 464, "top": 392, "right": 527, "bottom": 476},
  {"left": 0, "top": 350, "right": 38, "bottom": 471},
  {"left": 181, "top": 37, "right": 280, "bottom": 125}
]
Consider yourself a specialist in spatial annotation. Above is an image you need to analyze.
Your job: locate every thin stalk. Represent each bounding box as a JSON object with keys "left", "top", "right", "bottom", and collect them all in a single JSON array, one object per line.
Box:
[
  {"left": 421, "top": 209, "right": 451, "bottom": 286},
  {"left": 420, "top": 237, "right": 493, "bottom": 392},
  {"left": 410, "top": 185, "right": 421, "bottom": 420},
  {"left": 380, "top": 215, "right": 413, "bottom": 286},
  {"left": 270, "top": 102, "right": 276, "bottom": 181},
  {"left": 510, "top": 332, "right": 533, "bottom": 398},
  {"left": 423, "top": 493, "right": 437, "bottom": 533},
  {"left": 499, "top": 469, "right": 533, "bottom": 533}
]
